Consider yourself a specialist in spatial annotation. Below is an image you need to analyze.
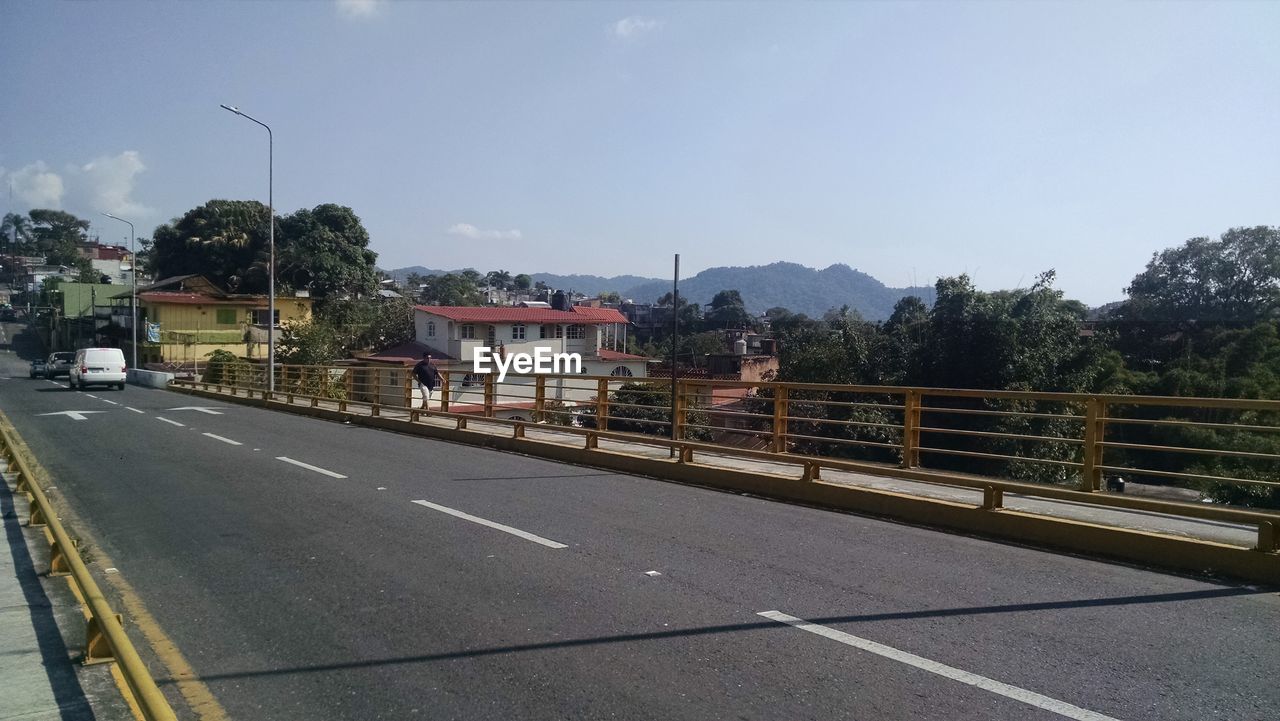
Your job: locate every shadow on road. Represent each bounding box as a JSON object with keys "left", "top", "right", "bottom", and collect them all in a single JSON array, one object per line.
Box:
[{"left": 173, "top": 585, "right": 1271, "bottom": 684}]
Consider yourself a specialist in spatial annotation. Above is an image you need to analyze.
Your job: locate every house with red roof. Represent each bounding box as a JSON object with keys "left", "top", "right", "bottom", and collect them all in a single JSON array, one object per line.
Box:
[{"left": 356, "top": 303, "right": 649, "bottom": 417}]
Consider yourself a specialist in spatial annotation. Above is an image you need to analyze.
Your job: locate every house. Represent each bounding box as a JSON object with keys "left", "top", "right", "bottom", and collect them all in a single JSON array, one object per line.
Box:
[
  {"left": 357, "top": 304, "right": 649, "bottom": 418},
  {"left": 43, "top": 281, "right": 131, "bottom": 351},
  {"left": 80, "top": 243, "right": 135, "bottom": 285},
  {"left": 112, "top": 275, "right": 313, "bottom": 368}
]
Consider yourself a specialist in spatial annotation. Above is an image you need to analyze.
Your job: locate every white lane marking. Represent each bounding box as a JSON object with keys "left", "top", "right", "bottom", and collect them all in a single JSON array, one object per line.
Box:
[
  {"left": 101, "top": 399, "right": 119, "bottom": 405},
  {"left": 757, "top": 611, "right": 1120, "bottom": 721},
  {"left": 276, "top": 456, "right": 347, "bottom": 479},
  {"left": 155, "top": 417, "right": 185, "bottom": 427},
  {"left": 36, "top": 410, "right": 105, "bottom": 421},
  {"left": 202, "top": 432, "right": 243, "bottom": 446},
  {"left": 85, "top": 394, "right": 99, "bottom": 399},
  {"left": 125, "top": 407, "right": 145, "bottom": 414},
  {"left": 167, "top": 406, "right": 224, "bottom": 415},
  {"left": 411, "top": 499, "right": 568, "bottom": 549}
]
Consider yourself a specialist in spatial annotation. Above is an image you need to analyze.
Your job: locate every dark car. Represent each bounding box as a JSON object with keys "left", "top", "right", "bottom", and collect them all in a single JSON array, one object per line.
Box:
[
  {"left": 45, "top": 352, "right": 75, "bottom": 379},
  {"left": 29, "top": 358, "right": 46, "bottom": 379}
]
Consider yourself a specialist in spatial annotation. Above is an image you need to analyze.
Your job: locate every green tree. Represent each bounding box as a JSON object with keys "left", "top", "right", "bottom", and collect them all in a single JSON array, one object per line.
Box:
[
  {"left": 513, "top": 274, "right": 533, "bottom": 291},
  {"left": 1123, "top": 226, "right": 1280, "bottom": 324},
  {"left": 150, "top": 200, "right": 271, "bottom": 291},
  {"left": 708, "top": 288, "right": 753, "bottom": 329},
  {"left": 28, "top": 209, "right": 90, "bottom": 266},
  {"left": 277, "top": 204, "right": 378, "bottom": 303},
  {"left": 2, "top": 212, "right": 34, "bottom": 253},
  {"left": 420, "top": 273, "right": 481, "bottom": 306}
]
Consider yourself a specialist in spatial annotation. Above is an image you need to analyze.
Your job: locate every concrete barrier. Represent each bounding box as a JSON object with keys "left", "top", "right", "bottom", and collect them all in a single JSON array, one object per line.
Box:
[{"left": 127, "top": 369, "right": 175, "bottom": 388}]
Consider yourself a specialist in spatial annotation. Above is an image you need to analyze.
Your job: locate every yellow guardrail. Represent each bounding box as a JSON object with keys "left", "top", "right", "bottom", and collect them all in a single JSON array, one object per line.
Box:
[
  {"left": 174, "top": 365, "right": 1280, "bottom": 555},
  {"left": 0, "top": 413, "right": 178, "bottom": 721}
]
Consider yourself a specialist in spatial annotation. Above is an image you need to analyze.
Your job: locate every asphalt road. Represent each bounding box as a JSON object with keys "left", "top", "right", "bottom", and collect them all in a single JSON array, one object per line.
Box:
[{"left": 1, "top": 320, "right": 1277, "bottom": 721}]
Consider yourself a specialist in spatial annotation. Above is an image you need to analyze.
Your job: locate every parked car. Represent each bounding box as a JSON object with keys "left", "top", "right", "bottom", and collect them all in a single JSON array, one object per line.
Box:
[
  {"left": 45, "top": 352, "right": 75, "bottom": 379},
  {"left": 69, "top": 347, "right": 127, "bottom": 390},
  {"left": 29, "top": 358, "right": 46, "bottom": 378}
]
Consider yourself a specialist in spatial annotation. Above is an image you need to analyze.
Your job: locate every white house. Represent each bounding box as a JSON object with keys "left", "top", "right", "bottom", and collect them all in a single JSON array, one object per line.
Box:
[{"left": 361, "top": 305, "right": 649, "bottom": 419}]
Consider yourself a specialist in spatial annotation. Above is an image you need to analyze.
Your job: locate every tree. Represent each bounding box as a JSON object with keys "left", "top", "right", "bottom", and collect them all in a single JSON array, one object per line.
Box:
[
  {"left": 513, "top": 274, "right": 533, "bottom": 291},
  {"left": 150, "top": 200, "right": 271, "bottom": 291},
  {"left": 486, "top": 269, "right": 512, "bottom": 290},
  {"left": 28, "top": 209, "right": 90, "bottom": 266},
  {"left": 2, "top": 212, "right": 33, "bottom": 253},
  {"left": 419, "top": 273, "right": 481, "bottom": 306},
  {"left": 1123, "top": 226, "right": 1280, "bottom": 324},
  {"left": 598, "top": 290, "right": 621, "bottom": 304},
  {"left": 707, "top": 289, "right": 754, "bottom": 329},
  {"left": 276, "top": 204, "right": 378, "bottom": 303}
]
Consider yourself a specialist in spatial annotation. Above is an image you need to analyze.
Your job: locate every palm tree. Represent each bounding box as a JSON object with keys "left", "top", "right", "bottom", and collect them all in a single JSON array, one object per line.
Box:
[{"left": 1, "top": 212, "right": 33, "bottom": 253}]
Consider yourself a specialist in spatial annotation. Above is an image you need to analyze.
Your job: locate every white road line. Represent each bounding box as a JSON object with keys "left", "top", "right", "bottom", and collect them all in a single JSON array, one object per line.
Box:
[
  {"left": 202, "top": 432, "right": 243, "bottom": 446},
  {"left": 411, "top": 499, "right": 568, "bottom": 549},
  {"left": 101, "top": 399, "right": 119, "bottom": 405},
  {"left": 125, "top": 407, "right": 145, "bottom": 414},
  {"left": 155, "top": 417, "right": 185, "bottom": 427},
  {"left": 275, "top": 456, "right": 347, "bottom": 479},
  {"left": 757, "top": 611, "right": 1120, "bottom": 721}
]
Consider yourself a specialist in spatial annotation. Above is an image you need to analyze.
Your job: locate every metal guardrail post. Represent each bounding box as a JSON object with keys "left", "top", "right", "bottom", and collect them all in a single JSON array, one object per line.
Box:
[
  {"left": 902, "top": 389, "right": 921, "bottom": 468},
  {"left": 534, "top": 375, "right": 546, "bottom": 422},
  {"left": 596, "top": 378, "right": 609, "bottom": 431},
  {"left": 483, "top": 374, "right": 495, "bottom": 417},
  {"left": 772, "top": 386, "right": 788, "bottom": 453},
  {"left": 1082, "top": 397, "right": 1103, "bottom": 492}
]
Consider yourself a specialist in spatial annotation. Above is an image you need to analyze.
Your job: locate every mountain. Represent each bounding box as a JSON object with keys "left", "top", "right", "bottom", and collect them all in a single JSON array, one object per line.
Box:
[
  {"left": 622, "top": 262, "right": 935, "bottom": 321},
  {"left": 384, "top": 261, "right": 935, "bottom": 321},
  {"left": 382, "top": 267, "right": 662, "bottom": 297}
]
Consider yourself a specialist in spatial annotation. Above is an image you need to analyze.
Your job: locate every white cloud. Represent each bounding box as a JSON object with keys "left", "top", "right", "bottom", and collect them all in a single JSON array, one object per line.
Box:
[
  {"left": 336, "top": 0, "right": 383, "bottom": 18},
  {"left": 0, "top": 151, "right": 152, "bottom": 220},
  {"left": 446, "top": 223, "right": 523, "bottom": 241},
  {"left": 2, "top": 161, "right": 65, "bottom": 208},
  {"left": 610, "top": 16, "right": 662, "bottom": 40},
  {"left": 69, "top": 151, "right": 153, "bottom": 218}
]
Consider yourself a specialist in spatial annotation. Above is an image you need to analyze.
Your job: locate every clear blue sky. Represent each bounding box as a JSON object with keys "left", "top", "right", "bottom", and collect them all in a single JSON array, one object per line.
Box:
[{"left": 2, "top": 1, "right": 1276, "bottom": 306}]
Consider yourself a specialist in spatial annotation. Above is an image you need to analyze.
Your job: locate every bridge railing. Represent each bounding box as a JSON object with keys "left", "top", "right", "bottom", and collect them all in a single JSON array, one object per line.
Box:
[{"left": 178, "top": 364, "right": 1280, "bottom": 527}]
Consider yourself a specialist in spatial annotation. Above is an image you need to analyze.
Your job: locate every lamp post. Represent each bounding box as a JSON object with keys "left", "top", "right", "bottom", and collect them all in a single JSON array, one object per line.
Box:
[
  {"left": 101, "top": 212, "right": 136, "bottom": 369},
  {"left": 220, "top": 103, "right": 275, "bottom": 393}
]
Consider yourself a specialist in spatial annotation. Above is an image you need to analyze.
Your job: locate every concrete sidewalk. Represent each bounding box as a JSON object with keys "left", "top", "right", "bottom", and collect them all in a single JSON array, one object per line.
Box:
[
  {"left": 184, "top": 386, "right": 1269, "bottom": 550},
  {"left": 1, "top": 465, "right": 129, "bottom": 721}
]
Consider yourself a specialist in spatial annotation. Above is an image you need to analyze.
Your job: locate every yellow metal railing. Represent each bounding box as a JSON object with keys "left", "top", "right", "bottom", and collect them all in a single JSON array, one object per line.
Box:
[
  {"left": 175, "top": 364, "right": 1280, "bottom": 549},
  {"left": 0, "top": 413, "right": 178, "bottom": 721}
]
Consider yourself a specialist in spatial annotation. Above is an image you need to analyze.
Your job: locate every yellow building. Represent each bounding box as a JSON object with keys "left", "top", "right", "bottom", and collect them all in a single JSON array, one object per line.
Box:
[{"left": 114, "top": 275, "right": 313, "bottom": 367}]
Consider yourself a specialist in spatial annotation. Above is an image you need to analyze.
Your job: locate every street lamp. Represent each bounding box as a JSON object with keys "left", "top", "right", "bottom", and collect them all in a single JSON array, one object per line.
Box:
[
  {"left": 220, "top": 103, "right": 276, "bottom": 393},
  {"left": 101, "top": 212, "right": 136, "bottom": 370}
]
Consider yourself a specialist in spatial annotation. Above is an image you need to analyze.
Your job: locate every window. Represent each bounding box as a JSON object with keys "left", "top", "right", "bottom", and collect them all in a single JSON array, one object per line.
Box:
[
  {"left": 461, "top": 324, "right": 475, "bottom": 339},
  {"left": 610, "top": 365, "right": 633, "bottom": 377},
  {"left": 567, "top": 324, "right": 586, "bottom": 339},
  {"left": 487, "top": 325, "right": 496, "bottom": 346},
  {"left": 252, "top": 309, "right": 280, "bottom": 326},
  {"left": 511, "top": 323, "right": 526, "bottom": 340},
  {"left": 427, "top": 321, "right": 436, "bottom": 338},
  {"left": 215, "top": 309, "right": 237, "bottom": 325},
  {"left": 540, "top": 324, "right": 550, "bottom": 339},
  {"left": 555, "top": 325, "right": 564, "bottom": 339}
]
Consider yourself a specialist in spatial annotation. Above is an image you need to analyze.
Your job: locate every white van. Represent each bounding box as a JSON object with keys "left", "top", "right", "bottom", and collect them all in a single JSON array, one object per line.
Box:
[{"left": 69, "top": 348, "right": 127, "bottom": 390}]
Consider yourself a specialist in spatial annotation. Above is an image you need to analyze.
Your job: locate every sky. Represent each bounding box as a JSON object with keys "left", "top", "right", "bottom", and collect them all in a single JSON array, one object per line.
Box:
[{"left": 1, "top": 0, "right": 1276, "bottom": 306}]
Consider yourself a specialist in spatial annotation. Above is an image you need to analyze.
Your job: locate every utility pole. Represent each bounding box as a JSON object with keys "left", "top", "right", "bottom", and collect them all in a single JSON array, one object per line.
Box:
[{"left": 670, "top": 253, "right": 679, "bottom": 442}]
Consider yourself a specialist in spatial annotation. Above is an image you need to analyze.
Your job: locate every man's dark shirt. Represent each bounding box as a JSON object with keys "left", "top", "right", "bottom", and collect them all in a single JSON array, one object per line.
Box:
[{"left": 413, "top": 359, "right": 440, "bottom": 389}]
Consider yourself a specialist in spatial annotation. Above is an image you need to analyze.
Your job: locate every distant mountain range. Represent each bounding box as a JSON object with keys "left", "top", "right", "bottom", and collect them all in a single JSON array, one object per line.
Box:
[{"left": 385, "top": 262, "right": 936, "bottom": 321}]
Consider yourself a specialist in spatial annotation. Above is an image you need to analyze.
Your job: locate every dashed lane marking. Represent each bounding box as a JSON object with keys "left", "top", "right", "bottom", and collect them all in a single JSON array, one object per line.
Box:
[
  {"left": 757, "top": 610, "right": 1121, "bottom": 721},
  {"left": 275, "top": 456, "right": 347, "bottom": 478},
  {"left": 411, "top": 499, "right": 568, "bottom": 549}
]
